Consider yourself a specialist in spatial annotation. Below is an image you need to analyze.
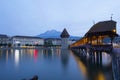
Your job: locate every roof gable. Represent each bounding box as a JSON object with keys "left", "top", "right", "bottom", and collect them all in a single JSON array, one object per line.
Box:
[
  {"left": 87, "top": 20, "right": 116, "bottom": 33},
  {"left": 60, "top": 28, "right": 70, "bottom": 38}
]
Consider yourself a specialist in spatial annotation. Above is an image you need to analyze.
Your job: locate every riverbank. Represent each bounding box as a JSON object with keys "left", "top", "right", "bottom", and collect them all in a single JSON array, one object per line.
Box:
[{"left": 0, "top": 46, "right": 61, "bottom": 50}]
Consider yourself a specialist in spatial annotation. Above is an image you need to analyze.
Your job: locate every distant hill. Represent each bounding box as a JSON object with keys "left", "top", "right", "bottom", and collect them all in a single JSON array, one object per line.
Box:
[{"left": 37, "top": 30, "right": 81, "bottom": 40}]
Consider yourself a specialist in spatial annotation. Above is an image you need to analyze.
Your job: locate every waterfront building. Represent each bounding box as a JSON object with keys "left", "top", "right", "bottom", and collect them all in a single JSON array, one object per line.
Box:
[
  {"left": 44, "top": 38, "right": 77, "bottom": 47},
  {"left": 69, "top": 39, "right": 77, "bottom": 45},
  {"left": 11, "top": 36, "right": 44, "bottom": 47},
  {"left": 60, "top": 28, "right": 70, "bottom": 49},
  {"left": 0, "top": 34, "right": 10, "bottom": 46},
  {"left": 45, "top": 38, "right": 61, "bottom": 46},
  {"left": 113, "top": 36, "right": 120, "bottom": 48}
]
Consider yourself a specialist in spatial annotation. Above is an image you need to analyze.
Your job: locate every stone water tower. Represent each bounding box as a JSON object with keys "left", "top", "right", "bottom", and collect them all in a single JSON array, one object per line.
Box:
[{"left": 60, "top": 28, "right": 70, "bottom": 49}]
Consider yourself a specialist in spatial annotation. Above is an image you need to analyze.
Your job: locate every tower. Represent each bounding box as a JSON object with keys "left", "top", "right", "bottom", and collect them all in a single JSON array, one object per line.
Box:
[{"left": 60, "top": 28, "right": 70, "bottom": 49}]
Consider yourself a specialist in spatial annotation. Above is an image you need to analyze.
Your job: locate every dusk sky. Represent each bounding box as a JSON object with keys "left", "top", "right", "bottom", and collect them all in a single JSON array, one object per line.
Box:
[{"left": 0, "top": 0, "right": 120, "bottom": 36}]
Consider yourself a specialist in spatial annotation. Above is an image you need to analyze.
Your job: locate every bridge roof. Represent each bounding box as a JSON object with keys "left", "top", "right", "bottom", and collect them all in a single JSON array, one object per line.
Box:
[{"left": 85, "top": 20, "right": 116, "bottom": 36}]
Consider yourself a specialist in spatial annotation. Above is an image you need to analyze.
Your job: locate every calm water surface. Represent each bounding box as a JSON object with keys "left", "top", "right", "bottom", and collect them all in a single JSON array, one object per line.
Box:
[
  {"left": 0, "top": 49, "right": 85, "bottom": 80},
  {"left": 0, "top": 48, "right": 119, "bottom": 80}
]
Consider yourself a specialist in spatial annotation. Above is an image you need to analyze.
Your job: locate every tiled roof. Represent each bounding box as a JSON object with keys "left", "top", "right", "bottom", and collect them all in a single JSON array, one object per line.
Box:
[
  {"left": 87, "top": 20, "right": 116, "bottom": 33},
  {"left": 12, "top": 35, "right": 43, "bottom": 39},
  {"left": 0, "top": 34, "right": 8, "bottom": 38},
  {"left": 60, "top": 28, "right": 70, "bottom": 38}
]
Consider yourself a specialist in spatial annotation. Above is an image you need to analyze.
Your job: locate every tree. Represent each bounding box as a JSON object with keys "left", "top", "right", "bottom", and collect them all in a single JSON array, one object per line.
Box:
[
  {"left": 44, "top": 40, "right": 53, "bottom": 47},
  {"left": 8, "top": 43, "right": 12, "bottom": 47}
]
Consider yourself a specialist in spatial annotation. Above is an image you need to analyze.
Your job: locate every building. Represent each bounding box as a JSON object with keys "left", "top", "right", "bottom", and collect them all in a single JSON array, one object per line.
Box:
[
  {"left": 45, "top": 38, "right": 61, "bottom": 46},
  {"left": 68, "top": 39, "right": 77, "bottom": 45},
  {"left": 12, "top": 36, "right": 44, "bottom": 47},
  {"left": 113, "top": 36, "right": 120, "bottom": 48},
  {"left": 0, "top": 34, "right": 10, "bottom": 47},
  {"left": 60, "top": 28, "right": 70, "bottom": 49}
]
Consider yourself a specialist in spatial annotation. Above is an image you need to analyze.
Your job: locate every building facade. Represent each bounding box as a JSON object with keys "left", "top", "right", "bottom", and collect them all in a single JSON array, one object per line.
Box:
[
  {"left": 113, "top": 36, "right": 120, "bottom": 48},
  {"left": 0, "top": 34, "right": 10, "bottom": 47},
  {"left": 12, "top": 36, "right": 44, "bottom": 47},
  {"left": 45, "top": 38, "right": 61, "bottom": 46}
]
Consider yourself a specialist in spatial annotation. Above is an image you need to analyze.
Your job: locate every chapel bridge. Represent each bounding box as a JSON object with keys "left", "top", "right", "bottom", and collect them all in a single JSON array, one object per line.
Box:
[{"left": 70, "top": 20, "right": 119, "bottom": 53}]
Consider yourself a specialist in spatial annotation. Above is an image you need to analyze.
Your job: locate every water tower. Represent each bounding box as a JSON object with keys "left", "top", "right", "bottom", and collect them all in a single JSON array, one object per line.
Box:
[{"left": 60, "top": 28, "right": 70, "bottom": 49}]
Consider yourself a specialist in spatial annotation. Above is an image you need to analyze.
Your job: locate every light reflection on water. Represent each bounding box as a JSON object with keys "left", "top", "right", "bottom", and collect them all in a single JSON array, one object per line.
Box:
[
  {"left": 0, "top": 49, "right": 85, "bottom": 80},
  {"left": 102, "top": 52, "right": 111, "bottom": 66},
  {"left": 72, "top": 49, "right": 120, "bottom": 80},
  {"left": 112, "top": 48, "right": 120, "bottom": 80},
  {"left": 73, "top": 54, "right": 87, "bottom": 79},
  {"left": 15, "top": 49, "right": 20, "bottom": 66},
  {"left": 0, "top": 48, "right": 119, "bottom": 80}
]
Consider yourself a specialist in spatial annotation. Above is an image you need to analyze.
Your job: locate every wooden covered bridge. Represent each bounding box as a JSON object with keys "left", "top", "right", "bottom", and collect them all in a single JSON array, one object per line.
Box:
[
  {"left": 71, "top": 20, "right": 118, "bottom": 52},
  {"left": 70, "top": 20, "right": 119, "bottom": 65}
]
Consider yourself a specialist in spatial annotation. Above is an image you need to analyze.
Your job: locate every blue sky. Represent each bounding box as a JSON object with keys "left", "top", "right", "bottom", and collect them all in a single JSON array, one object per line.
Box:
[{"left": 0, "top": 0, "right": 120, "bottom": 36}]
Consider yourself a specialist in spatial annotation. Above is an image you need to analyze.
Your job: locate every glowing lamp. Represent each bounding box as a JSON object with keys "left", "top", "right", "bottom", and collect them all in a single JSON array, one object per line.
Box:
[{"left": 112, "top": 29, "right": 116, "bottom": 33}]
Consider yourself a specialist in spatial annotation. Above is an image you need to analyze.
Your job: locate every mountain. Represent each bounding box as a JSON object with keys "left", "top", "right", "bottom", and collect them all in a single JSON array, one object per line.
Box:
[
  {"left": 38, "top": 30, "right": 61, "bottom": 38},
  {"left": 37, "top": 30, "right": 81, "bottom": 40}
]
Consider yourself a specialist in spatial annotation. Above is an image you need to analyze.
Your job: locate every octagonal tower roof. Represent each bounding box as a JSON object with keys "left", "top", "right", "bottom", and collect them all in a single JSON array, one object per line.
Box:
[{"left": 60, "top": 28, "right": 70, "bottom": 38}]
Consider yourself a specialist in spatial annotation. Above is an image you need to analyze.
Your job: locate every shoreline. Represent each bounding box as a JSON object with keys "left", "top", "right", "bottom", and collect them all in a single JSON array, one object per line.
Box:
[{"left": 0, "top": 46, "right": 61, "bottom": 50}]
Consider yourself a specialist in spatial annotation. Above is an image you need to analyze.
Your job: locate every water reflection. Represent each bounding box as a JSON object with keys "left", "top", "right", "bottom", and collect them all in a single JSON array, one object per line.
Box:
[
  {"left": 0, "top": 48, "right": 119, "bottom": 80},
  {"left": 87, "top": 52, "right": 113, "bottom": 80},
  {"left": 61, "top": 49, "right": 69, "bottom": 69},
  {"left": 33, "top": 49, "right": 38, "bottom": 62},
  {"left": 112, "top": 49, "right": 120, "bottom": 80},
  {"left": 102, "top": 52, "right": 111, "bottom": 66},
  {"left": 73, "top": 54, "right": 87, "bottom": 78},
  {"left": 43, "top": 49, "right": 53, "bottom": 60},
  {"left": 72, "top": 50, "right": 114, "bottom": 80},
  {"left": 0, "top": 49, "right": 12, "bottom": 63},
  {"left": 15, "top": 49, "right": 20, "bottom": 66}
]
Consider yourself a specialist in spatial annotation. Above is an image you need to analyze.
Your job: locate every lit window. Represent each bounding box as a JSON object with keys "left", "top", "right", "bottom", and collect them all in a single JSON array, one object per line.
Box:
[{"left": 113, "top": 29, "right": 116, "bottom": 33}]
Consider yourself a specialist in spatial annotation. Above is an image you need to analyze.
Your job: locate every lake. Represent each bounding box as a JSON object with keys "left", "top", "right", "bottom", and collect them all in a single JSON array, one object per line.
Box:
[{"left": 0, "top": 48, "right": 119, "bottom": 80}]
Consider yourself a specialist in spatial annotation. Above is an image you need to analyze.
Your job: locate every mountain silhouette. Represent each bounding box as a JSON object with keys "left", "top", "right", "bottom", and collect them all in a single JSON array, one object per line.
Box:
[{"left": 37, "top": 30, "right": 81, "bottom": 40}]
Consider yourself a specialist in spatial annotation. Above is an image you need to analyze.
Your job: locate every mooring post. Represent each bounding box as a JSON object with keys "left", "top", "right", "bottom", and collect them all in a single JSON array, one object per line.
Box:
[
  {"left": 93, "top": 52, "right": 96, "bottom": 64},
  {"left": 100, "top": 51, "right": 102, "bottom": 67},
  {"left": 96, "top": 51, "right": 99, "bottom": 66}
]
